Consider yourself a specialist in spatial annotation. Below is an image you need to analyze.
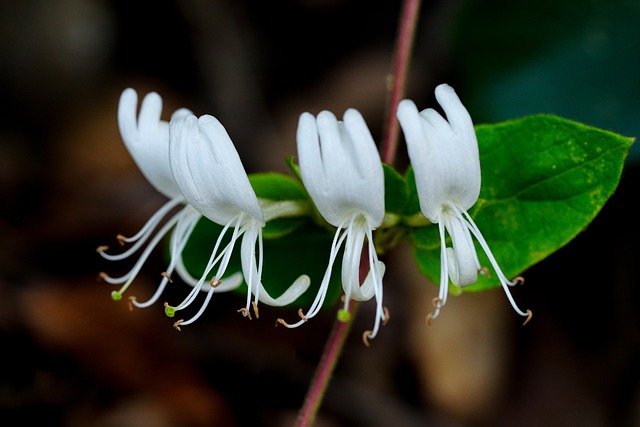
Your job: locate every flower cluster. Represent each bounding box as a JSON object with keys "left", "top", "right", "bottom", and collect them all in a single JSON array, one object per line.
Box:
[{"left": 98, "top": 84, "right": 530, "bottom": 344}]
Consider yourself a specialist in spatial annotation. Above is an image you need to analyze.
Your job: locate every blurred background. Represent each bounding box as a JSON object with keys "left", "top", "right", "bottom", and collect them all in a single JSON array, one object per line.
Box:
[{"left": 1, "top": 0, "right": 639, "bottom": 426}]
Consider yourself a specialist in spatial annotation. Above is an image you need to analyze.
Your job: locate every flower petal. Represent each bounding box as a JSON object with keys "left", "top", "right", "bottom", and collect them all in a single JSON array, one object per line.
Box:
[
  {"left": 169, "top": 114, "right": 264, "bottom": 226},
  {"left": 117, "top": 88, "right": 184, "bottom": 199},
  {"left": 397, "top": 84, "right": 480, "bottom": 222},
  {"left": 297, "top": 109, "right": 384, "bottom": 227}
]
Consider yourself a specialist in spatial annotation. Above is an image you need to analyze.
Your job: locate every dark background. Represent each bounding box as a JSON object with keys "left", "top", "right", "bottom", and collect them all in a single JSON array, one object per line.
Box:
[{"left": 1, "top": 1, "right": 639, "bottom": 426}]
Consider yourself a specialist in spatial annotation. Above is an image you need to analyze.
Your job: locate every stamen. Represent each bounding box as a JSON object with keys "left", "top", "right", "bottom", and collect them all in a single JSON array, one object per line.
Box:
[
  {"left": 513, "top": 276, "right": 525, "bottom": 285},
  {"left": 237, "top": 308, "right": 252, "bottom": 320},
  {"left": 275, "top": 318, "right": 289, "bottom": 327},
  {"left": 382, "top": 306, "right": 390, "bottom": 325},
  {"left": 210, "top": 276, "right": 222, "bottom": 287},
  {"left": 116, "top": 234, "right": 127, "bottom": 246},
  {"left": 161, "top": 272, "right": 173, "bottom": 283},
  {"left": 173, "top": 319, "right": 184, "bottom": 331},
  {"left": 523, "top": 309, "right": 533, "bottom": 325},
  {"left": 431, "top": 297, "right": 443, "bottom": 309},
  {"left": 298, "top": 308, "right": 308, "bottom": 322},
  {"left": 425, "top": 313, "right": 434, "bottom": 328},
  {"left": 98, "top": 272, "right": 108, "bottom": 281},
  {"left": 362, "top": 330, "right": 373, "bottom": 347},
  {"left": 479, "top": 266, "right": 490, "bottom": 277},
  {"left": 96, "top": 245, "right": 109, "bottom": 253},
  {"left": 127, "top": 296, "right": 136, "bottom": 311},
  {"left": 252, "top": 301, "right": 259, "bottom": 319}
]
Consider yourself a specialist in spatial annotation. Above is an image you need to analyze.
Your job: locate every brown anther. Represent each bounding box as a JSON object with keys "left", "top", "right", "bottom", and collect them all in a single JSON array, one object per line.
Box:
[
  {"left": 431, "top": 297, "right": 443, "bottom": 309},
  {"left": 523, "top": 309, "right": 533, "bottom": 326},
  {"left": 127, "top": 296, "right": 136, "bottom": 311},
  {"left": 425, "top": 313, "right": 434, "bottom": 328},
  {"left": 173, "top": 319, "right": 184, "bottom": 331},
  {"left": 362, "top": 330, "right": 373, "bottom": 347},
  {"left": 382, "top": 306, "right": 390, "bottom": 326},
  {"left": 252, "top": 301, "right": 259, "bottom": 319},
  {"left": 116, "top": 234, "right": 127, "bottom": 246},
  {"left": 298, "top": 308, "right": 308, "bottom": 322},
  {"left": 513, "top": 276, "right": 525, "bottom": 285},
  {"left": 479, "top": 266, "right": 491, "bottom": 277},
  {"left": 97, "top": 272, "right": 108, "bottom": 281},
  {"left": 237, "top": 308, "right": 252, "bottom": 320},
  {"left": 340, "top": 294, "right": 346, "bottom": 302},
  {"left": 210, "top": 276, "right": 222, "bottom": 287},
  {"left": 161, "top": 272, "right": 173, "bottom": 283},
  {"left": 96, "top": 245, "right": 109, "bottom": 253},
  {"left": 275, "top": 318, "right": 289, "bottom": 327}
]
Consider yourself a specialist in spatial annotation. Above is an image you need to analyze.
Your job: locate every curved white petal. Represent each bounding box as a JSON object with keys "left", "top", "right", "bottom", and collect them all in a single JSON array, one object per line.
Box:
[
  {"left": 117, "top": 88, "right": 188, "bottom": 199},
  {"left": 296, "top": 109, "right": 384, "bottom": 228},
  {"left": 397, "top": 84, "right": 480, "bottom": 222},
  {"left": 443, "top": 211, "right": 478, "bottom": 287},
  {"left": 169, "top": 113, "right": 264, "bottom": 226}
]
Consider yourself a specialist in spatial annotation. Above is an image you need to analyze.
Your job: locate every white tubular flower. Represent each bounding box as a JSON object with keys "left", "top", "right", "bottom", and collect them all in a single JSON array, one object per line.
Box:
[
  {"left": 167, "top": 113, "right": 311, "bottom": 330},
  {"left": 277, "top": 108, "right": 387, "bottom": 346},
  {"left": 397, "top": 83, "right": 531, "bottom": 325},
  {"left": 97, "top": 88, "right": 239, "bottom": 310}
]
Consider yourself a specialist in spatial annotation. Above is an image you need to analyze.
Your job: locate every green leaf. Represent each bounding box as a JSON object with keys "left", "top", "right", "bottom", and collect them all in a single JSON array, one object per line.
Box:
[
  {"left": 180, "top": 217, "right": 342, "bottom": 308},
  {"left": 249, "top": 172, "right": 308, "bottom": 239},
  {"left": 383, "top": 163, "right": 409, "bottom": 214},
  {"left": 412, "top": 114, "right": 634, "bottom": 292},
  {"left": 249, "top": 172, "right": 307, "bottom": 200}
]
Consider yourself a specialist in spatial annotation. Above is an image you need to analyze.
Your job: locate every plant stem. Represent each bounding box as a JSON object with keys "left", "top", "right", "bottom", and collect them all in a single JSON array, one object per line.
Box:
[
  {"left": 294, "top": 1, "right": 421, "bottom": 425},
  {"left": 381, "top": 0, "right": 421, "bottom": 166},
  {"left": 294, "top": 299, "right": 358, "bottom": 427}
]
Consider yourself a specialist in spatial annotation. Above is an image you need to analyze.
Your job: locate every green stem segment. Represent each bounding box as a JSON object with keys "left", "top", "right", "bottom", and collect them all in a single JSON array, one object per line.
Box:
[{"left": 295, "top": 1, "right": 422, "bottom": 425}]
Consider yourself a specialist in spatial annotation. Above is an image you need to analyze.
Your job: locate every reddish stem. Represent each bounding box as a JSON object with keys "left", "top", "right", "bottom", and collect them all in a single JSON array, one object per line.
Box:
[{"left": 381, "top": 0, "right": 421, "bottom": 166}]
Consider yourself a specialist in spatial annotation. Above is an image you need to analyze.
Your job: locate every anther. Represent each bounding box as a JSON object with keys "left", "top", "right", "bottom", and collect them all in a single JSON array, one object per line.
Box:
[
  {"left": 479, "top": 266, "right": 490, "bottom": 277},
  {"left": 96, "top": 245, "right": 109, "bottom": 253},
  {"left": 362, "top": 330, "right": 373, "bottom": 347},
  {"left": 252, "top": 301, "right": 259, "bottom": 319},
  {"left": 425, "top": 313, "right": 434, "bottom": 328},
  {"left": 383, "top": 306, "right": 390, "bottom": 325},
  {"left": 431, "top": 297, "right": 443, "bottom": 309},
  {"left": 127, "top": 296, "right": 136, "bottom": 311},
  {"left": 97, "top": 272, "right": 108, "bottom": 281},
  {"left": 237, "top": 308, "right": 252, "bottom": 320},
  {"left": 116, "top": 234, "right": 127, "bottom": 246},
  {"left": 161, "top": 272, "right": 173, "bottom": 283},
  {"left": 523, "top": 309, "right": 533, "bottom": 326},
  {"left": 513, "top": 276, "right": 525, "bottom": 285},
  {"left": 275, "top": 318, "right": 289, "bottom": 327},
  {"left": 340, "top": 294, "right": 346, "bottom": 302},
  {"left": 210, "top": 276, "right": 221, "bottom": 287},
  {"left": 298, "top": 308, "right": 308, "bottom": 322},
  {"left": 173, "top": 319, "right": 184, "bottom": 331}
]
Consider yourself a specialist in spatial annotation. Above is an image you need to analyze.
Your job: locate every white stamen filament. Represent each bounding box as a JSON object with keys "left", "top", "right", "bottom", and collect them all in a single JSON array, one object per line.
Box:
[
  {"left": 167, "top": 214, "right": 245, "bottom": 326},
  {"left": 101, "top": 204, "right": 190, "bottom": 298},
  {"left": 130, "top": 209, "right": 201, "bottom": 308}
]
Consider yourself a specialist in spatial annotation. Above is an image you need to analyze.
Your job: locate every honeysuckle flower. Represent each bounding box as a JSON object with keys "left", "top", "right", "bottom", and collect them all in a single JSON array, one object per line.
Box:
[
  {"left": 166, "top": 113, "right": 311, "bottom": 330},
  {"left": 97, "top": 88, "right": 244, "bottom": 309},
  {"left": 397, "top": 83, "right": 531, "bottom": 325},
  {"left": 277, "top": 108, "right": 387, "bottom": 346}
]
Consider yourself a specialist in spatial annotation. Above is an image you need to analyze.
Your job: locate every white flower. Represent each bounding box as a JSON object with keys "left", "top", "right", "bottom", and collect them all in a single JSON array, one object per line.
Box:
[
  {"left": 166, "top": 113, "right": 311, "bottom": 330},
  {"left": 97, "top": 88, "right": 243, "bottom": 310},
  {"left": 397, "top": 83, "right": 531, "bottom": 325},
  {"left": 277, "top": 108, "right": 387, "bottom": 346}
]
